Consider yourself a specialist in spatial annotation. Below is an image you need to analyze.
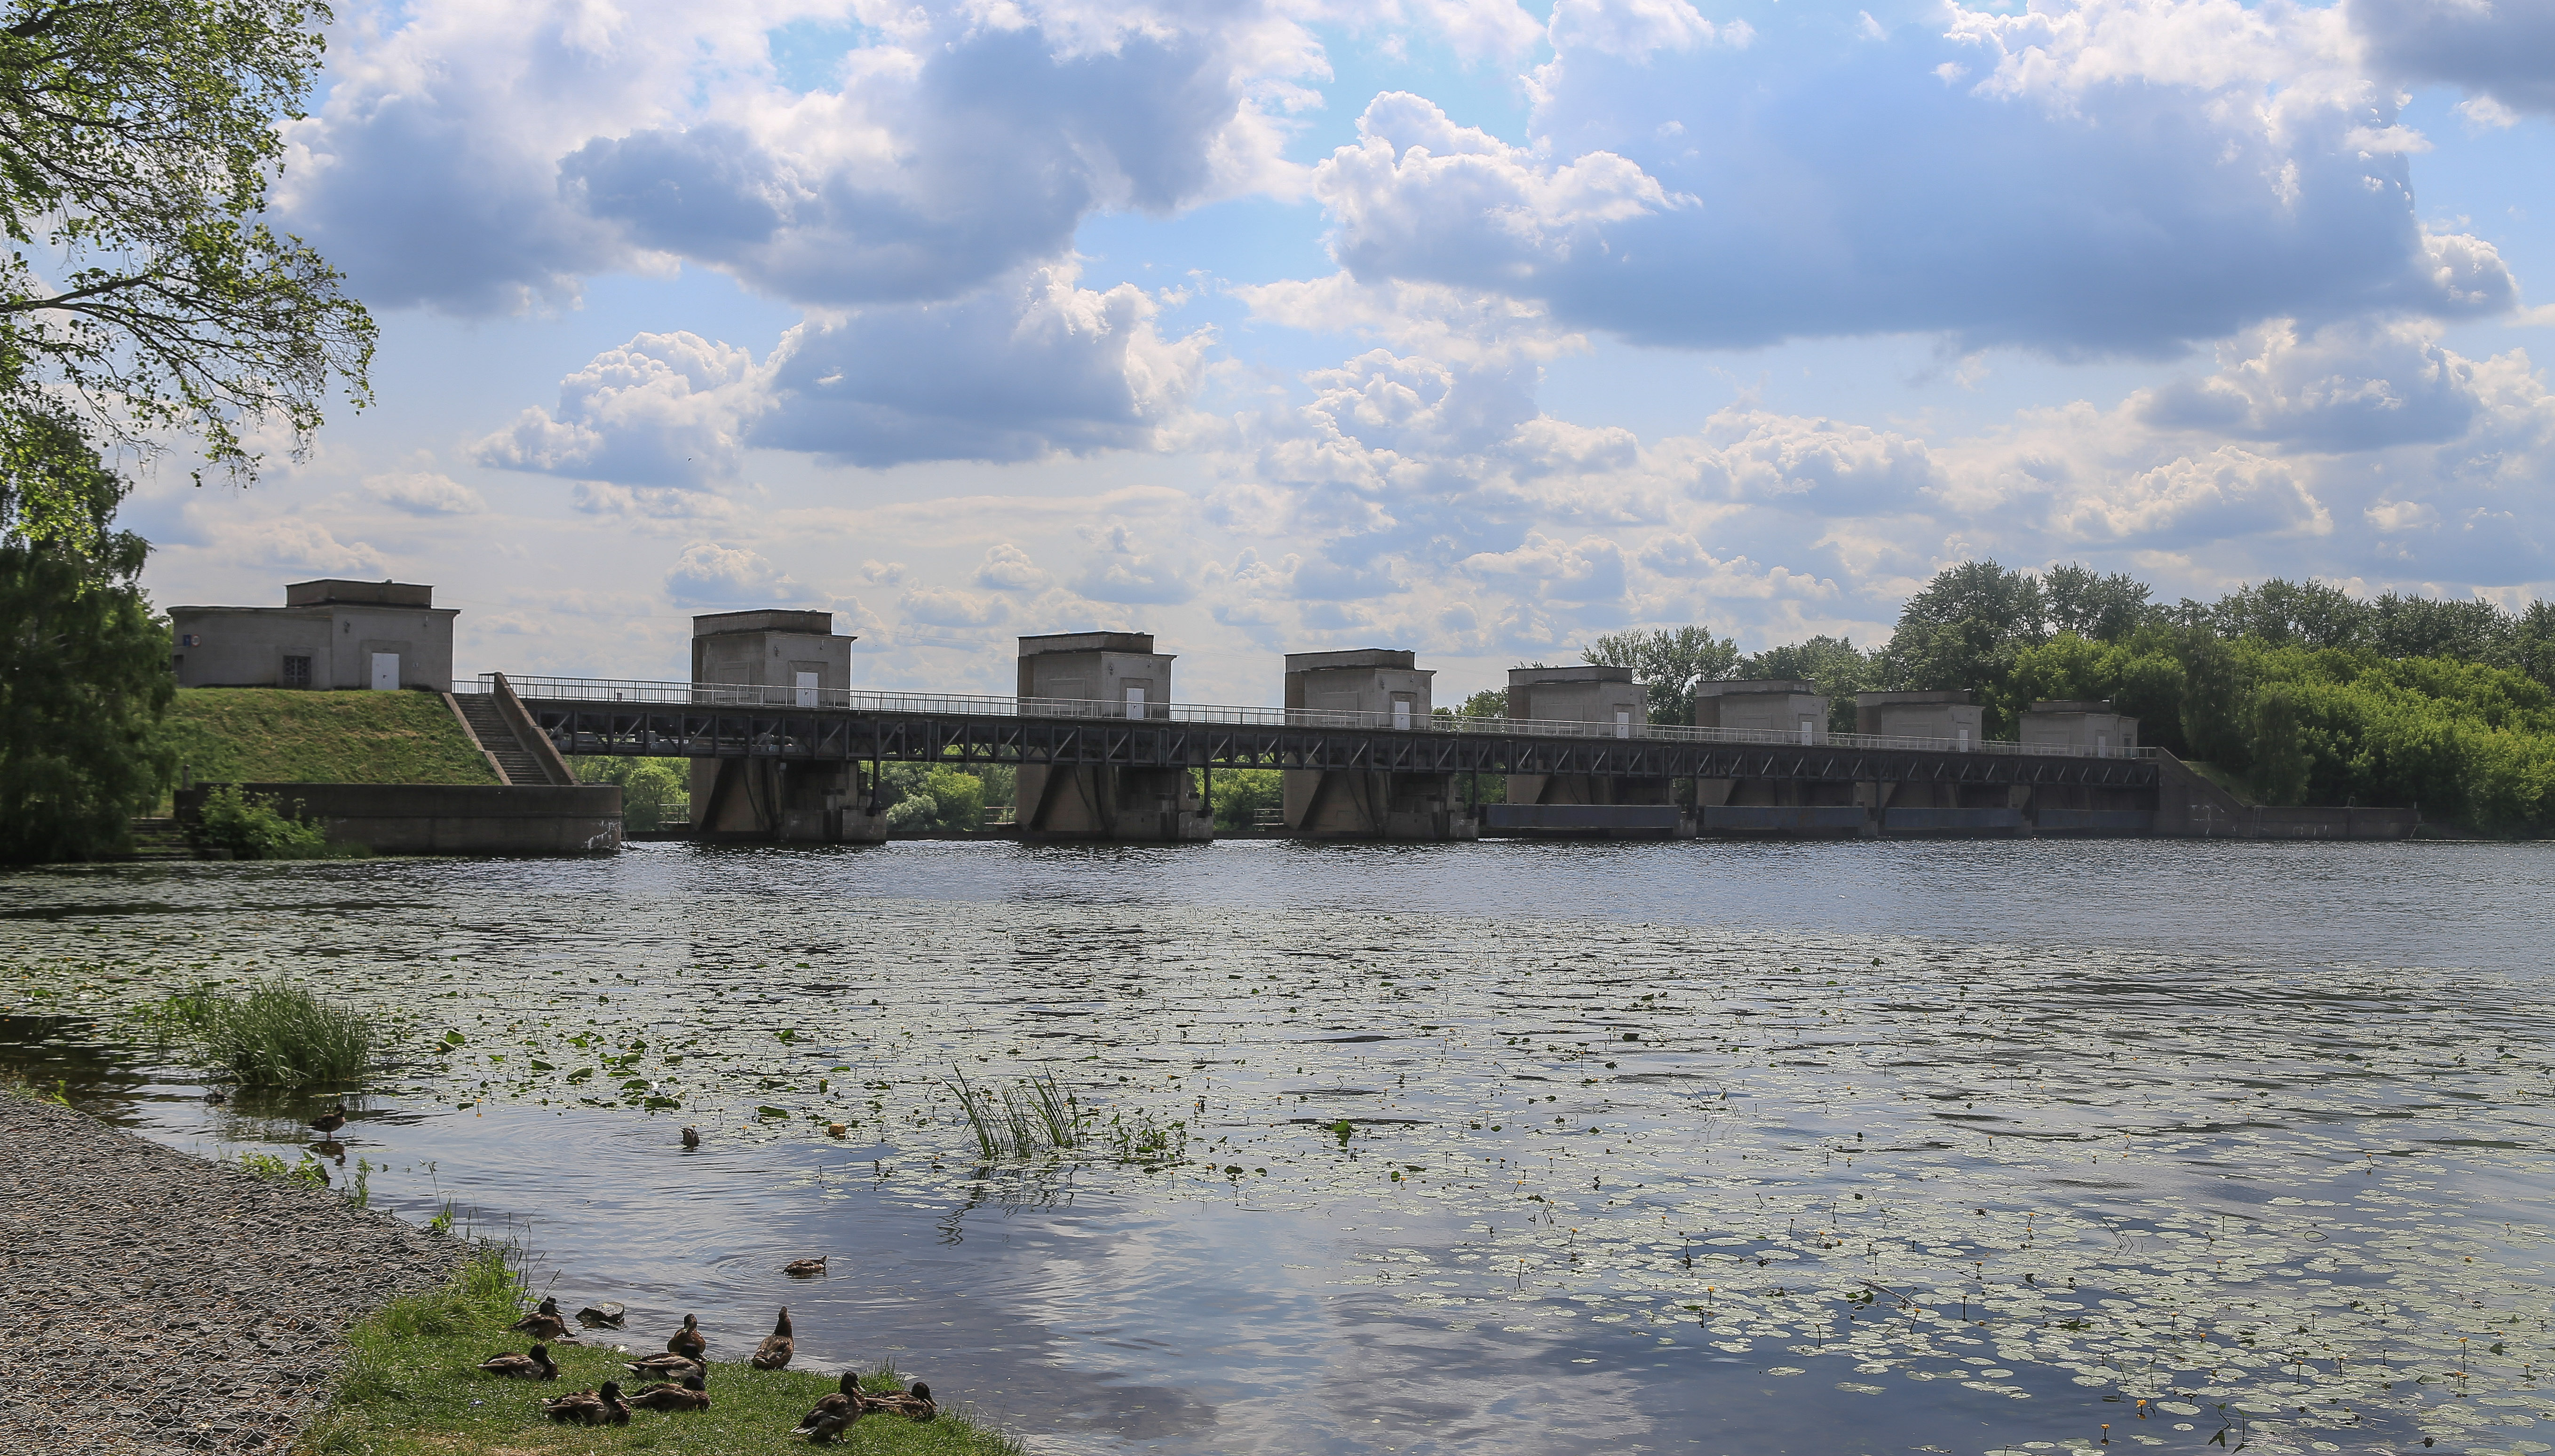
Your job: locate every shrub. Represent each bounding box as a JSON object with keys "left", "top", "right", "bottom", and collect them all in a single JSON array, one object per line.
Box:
[{"left": 190, "top": 783, "right": 344, "bottom": 858}]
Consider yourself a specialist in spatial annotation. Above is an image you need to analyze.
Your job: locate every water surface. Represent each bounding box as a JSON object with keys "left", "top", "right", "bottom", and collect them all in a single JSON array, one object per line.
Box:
[{"left": 5, "top": 839, "right": 2554, "bottom": 1456}]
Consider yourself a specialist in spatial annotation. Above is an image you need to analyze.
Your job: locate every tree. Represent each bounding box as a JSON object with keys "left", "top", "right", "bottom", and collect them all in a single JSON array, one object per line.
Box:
[
  {"left": 0, "top": 413, "right": 170, "bottom": 860},
  {"left": 0, "top": 0, "right": 372, "bottom": 529},
  {"left": 1582, "top": 625, "right": 1738, "bottom": 725},
  {"left": 1454, "top": 687, "right": 1508, "bottom": 718},
  {"left": 2207, "top": 579, "right": 2369, "bottom": 649},
  {"left": 2043, "top": 562, "right": 2156, "bottom": 642},
  {"left": 1874, "top": 561, "right": 2051, "bottom": 734},
  {"left": 2367, "top": 592, "right": 2511, "bottom": 665}
]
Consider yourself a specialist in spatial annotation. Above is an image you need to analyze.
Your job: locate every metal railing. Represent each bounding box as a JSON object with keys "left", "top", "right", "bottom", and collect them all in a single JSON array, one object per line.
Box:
[{"left": 483, "top": 673, "right": 2157, "bottom": 762}]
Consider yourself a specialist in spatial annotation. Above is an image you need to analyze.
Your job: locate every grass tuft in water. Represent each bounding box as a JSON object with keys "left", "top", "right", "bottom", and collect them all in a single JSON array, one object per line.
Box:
[
  {"left": 302, "top": 1242, "right": 1021, "bottom": 1455},
  {"left": 135, "top": 979, "right": 377, "bottom": 1087},
  {"left": 949, "top": 1068, "right": 1080, "bottom": 1160}
]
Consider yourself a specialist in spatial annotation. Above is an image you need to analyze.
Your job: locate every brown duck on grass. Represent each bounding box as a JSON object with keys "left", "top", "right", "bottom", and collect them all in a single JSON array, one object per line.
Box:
[
  {"left": 628, "top": 1373, "right": 712, "bottom": 1412},
  {"left": 791, "top": 1371, "right": 865, "bottom": 1444},
  {"left": 542, "top": 1380, "right": 630, "bottom": 1426},
  {"left": 508, "top": 1297, "right": 570, "bottom": 1341},
  {"left": 666, "top": 1313, "right": 707, "bottom": 1361},
  {"left": 783, "top": 1255, "right": 829, "bottom": 1278},
  {"left": 873, "top": 1380, "right": 937, "bottom": 1422},
  {"left": 750, "top": 1306, "right": 794, "bottom": 1370},
  {"left": 626, "top": 1351, "right": 706, "bottom": 1381},
  {"left": 476, "top": 1343, "right": 557, "bottom": 1381},
  {"left": 307, "top": 1102, "right": 348, "bottom": 1136}
]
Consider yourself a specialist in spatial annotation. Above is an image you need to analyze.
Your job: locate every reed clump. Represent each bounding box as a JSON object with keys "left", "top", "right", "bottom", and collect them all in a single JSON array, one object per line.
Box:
[
  {"left": 138, "top": 980, "right": 377, "bottom": 1086},
  {"left": 950, "top": 1068, "right": 1080, "bottom": 1160}
]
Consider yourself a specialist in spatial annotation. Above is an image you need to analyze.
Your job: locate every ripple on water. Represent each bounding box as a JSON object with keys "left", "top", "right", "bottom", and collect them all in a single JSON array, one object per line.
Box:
[{"left": 4, "top": 839, "right": 2555, "bottom": 1454}]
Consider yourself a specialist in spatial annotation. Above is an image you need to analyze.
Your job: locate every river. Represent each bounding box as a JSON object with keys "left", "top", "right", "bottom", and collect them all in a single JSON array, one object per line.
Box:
[{"left": 3, "top": 838, "right": 2552, "bottom": 1456}]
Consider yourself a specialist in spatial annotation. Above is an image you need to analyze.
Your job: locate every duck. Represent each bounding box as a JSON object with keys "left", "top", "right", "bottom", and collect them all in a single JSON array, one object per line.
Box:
[
  {"left": 542, "top": 1381, "right": 630, "bottom": 1426},
  {"left": 628, "top": 1373, "right": 712, "bottom": 1412},
  {"left": 476, "top": 1343, "right": 558, "bottom": 1380},
  {"left": 792, "top": 1371, "right": 865, "bottom": 1444},
  {"left": 626, "top": 1351, "right": 705, "bottom": 1381},
  {"left": 508, "top": 1297, "right": 570, "bottom": 1341},
  {"left": 681, "top": 1125, "right": 701, "bottom": 1149},
  {"left": 575, "top": 1302, "right": 625, "bottom": 1329},
  {"left": 666, "top": 1313, "right": 707, "bottom": 1361},
  {"left": 750, "top": 1306, "right": 794, "bottom": 1370},
  {"left": 874, "top": 1380, "right": 937, "bottom": 1422},
  {"left": 204, "top": 1088, "right": 229, "bottom": 1106},
  {"left": 783, "top": 1255, "right": 829, "bottom": 1278},
  {"left": 308, "top": 1101, "right": 348, "bottom": 1136}
]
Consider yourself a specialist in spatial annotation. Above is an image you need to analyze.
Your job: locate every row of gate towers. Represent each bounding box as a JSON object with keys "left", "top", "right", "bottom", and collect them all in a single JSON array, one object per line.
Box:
[{"left": 679, "top": 609, "right": 2110, "bottom": 844}]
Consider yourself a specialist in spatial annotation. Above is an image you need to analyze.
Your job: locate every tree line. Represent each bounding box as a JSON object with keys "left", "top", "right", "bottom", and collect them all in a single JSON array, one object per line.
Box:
[{"left": 1519, "top": 562, "right": 2555, "bottom": 829}]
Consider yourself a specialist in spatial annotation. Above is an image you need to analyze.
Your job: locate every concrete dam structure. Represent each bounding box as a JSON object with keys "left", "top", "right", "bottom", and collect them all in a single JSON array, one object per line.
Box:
[{"left": 494, "top": 625, "right": 2416, "bottom": 844}]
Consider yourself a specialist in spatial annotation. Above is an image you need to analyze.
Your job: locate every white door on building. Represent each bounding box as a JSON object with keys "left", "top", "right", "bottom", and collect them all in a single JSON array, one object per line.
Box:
[
  {"left": 2096, "top": 731, "right": 2110, "bottom": 758},
  {"left": 794, "top": 671, "right": 818, "bottom": 708},
  {"left": 1614, "top": 709, "right": 1631, "bottom": 739},
  {"left": 369, "top": 652, "right": 398, "bottom": 690},
  {"left": 1393, "top": 701, "right": 1412, "bottom": 730},
  {"left": 1957, "top": 728, "right": 1971, "bottom": 751},
  {"left": 1798, "top": 717, "right": 1816, "bottom": 744},
  {"left": 1126, "top": 687, "right": 1146, "bottom": 718}
]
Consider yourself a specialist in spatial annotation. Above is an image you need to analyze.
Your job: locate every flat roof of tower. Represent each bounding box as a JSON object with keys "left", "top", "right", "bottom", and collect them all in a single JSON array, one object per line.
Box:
[
  {"left": 1020, "top": 631, "right": 1158, "bottom": 656},
  {"left": 692, "top": 609, "right": 840, "bottom": 636},
  {"left": 1285, "top": 649, "right": 1418, "bottom": 672}
]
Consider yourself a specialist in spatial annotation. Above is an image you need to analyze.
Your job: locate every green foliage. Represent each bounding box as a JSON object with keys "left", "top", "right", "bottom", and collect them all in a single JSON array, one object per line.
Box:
[
  {"left": 238, "top": 1148, "right": 332, "bottom": 1189},
  {"left": 1100, "top": 1105, "right": 1187, "bottom": 1166},
  {"left": 190, "top": 783, "right": 349, "bottom": 858},
  {"left": 879, "top": 760, "right": 1010, "bottom": 832},
  {"left": 308, "top": 1246, "right": 1021, "bottom": 1456},
  {"left": 1209, "top": 767, "right": 1282, "bottom": 832},
  {"left": 2247, "top": 683, "right": 2310, "bottom": 807},
  {"left": 0, "top": 0, "right": 372, "bottom": 509},
  {"left": 576, "top": 755, "right": 689, "bottom": 831},
  {"left": 149, "top": 978, "right": 376, "bottom": 1085},
  {"left": 158, "top": 688, "right": 500, "bottom": 787},
  {"left": 1453, "top": 687, "right": 1508, "bottom": 718},
  {"left": 2042, "top": 563, "right": 2159, "bottom": 642},
  {"left": 1582, "top": 626, "right": 1738, "bottom": 725},
  {"left": 0, "top": 450, "right": 170, "bottom": 859}
]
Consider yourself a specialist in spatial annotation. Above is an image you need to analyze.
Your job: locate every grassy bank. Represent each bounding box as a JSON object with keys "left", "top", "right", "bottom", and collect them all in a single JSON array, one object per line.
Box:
[
  {"left": 301, "top": 1249, "right": 1019, "bottom": 1456},
  {"left": 161, "top": 688, "right": 500, "bottom": 787}
]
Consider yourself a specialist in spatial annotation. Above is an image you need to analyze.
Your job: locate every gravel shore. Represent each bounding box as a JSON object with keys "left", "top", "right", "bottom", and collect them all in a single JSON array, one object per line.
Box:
[{"left": 0, "top": 1093, "right": 462, "bottom": 1456}]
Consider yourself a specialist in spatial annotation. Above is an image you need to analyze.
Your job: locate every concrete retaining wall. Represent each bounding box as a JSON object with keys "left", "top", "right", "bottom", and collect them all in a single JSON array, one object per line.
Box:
[
  {"left": 178, "top": 783, "right": 621, "bottom": 855},
  {"left": 1702, "top": 805, "right": 1867, "bottom": 833},
  {"left": 1883, "top": 807, "right": 2025, "bottom": 834},
  {"left": 1484, "top": 804, "right": 1684, "bottom": 833},
  {"left": 2149, "top": 753, "right": 2418, "bottom": 839}
]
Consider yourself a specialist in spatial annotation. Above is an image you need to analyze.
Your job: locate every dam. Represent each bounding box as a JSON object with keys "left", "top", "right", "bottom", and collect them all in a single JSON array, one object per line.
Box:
[{"left": 478, "top": 613, "right": 2399, "bottom": 844}]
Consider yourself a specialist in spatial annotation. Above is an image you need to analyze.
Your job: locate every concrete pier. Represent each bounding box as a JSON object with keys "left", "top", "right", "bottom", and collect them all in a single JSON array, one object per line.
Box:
[
  {"left": 1012, "top": 632, "right": 1212, "bottom": 842},
  {"left": 1280, "top": 649, "right": 1478, "bottom": 840},
  {"left": 689, "top": 609, "right": 887, "bottom": 843},
  {"left": 1497, "top": 665, "right": 1682, "bottom": 836}
]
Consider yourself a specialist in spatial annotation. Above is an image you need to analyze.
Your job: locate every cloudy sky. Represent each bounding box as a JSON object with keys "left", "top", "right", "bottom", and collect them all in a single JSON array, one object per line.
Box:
[{"left": 130, "top": 0, "right": 2555, "bottom": 704}]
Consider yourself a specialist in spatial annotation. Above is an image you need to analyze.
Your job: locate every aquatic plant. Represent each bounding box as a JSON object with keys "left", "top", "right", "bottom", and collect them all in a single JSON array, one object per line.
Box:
[
  {"left": 950, "top": 1068, "right": 1080, "bottom": 1160},
  {"left": 143, "top": 979, "right": 377, "bottom": 1086},
  {"left": 238, "top": 1149, "right": 331, "bottom": 1188},
  {"left": 1101, "top": 1107, "right": 1186, "bottom": 1167}
]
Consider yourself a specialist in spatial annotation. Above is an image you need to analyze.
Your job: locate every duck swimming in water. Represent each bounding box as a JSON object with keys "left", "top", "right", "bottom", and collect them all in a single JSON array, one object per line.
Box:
[
  {"left": 750, "top": 1306, "right": 794, "bottom": 1370},
  {"left": 476, "top": 1344, "right": 557, "bottom": 1381},
  {"left": 628, "top": 1373, "right": 711, "bottom": 1412},
  {"left": 681, "top": 1125, "right": 700, "bottom": 1149},
  {"left": 308, "top": 1102, "right": 348, "bottom": 1136},
  {"left": 542, "top": 1381, "right": 629, "bottom": 1426},
  {"left": 666, "top": 1313, "right": 706, "bottom": 1361},
  {"left": 783, "top": 1255, "right": 829, "bottom": 1278}
]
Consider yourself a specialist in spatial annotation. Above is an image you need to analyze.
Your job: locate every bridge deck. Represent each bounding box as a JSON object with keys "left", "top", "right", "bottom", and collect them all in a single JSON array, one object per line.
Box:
[{"left": 501, "top": 677, "right": 2158, "bottom": 789}]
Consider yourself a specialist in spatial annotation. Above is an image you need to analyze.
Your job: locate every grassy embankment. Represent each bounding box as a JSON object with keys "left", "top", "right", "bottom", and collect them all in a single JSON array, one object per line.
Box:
[
  {"left": 302, "top": 1248, "right": 1019, "bottom": 1456},
  {"left": 159, "top": 688, "right": 500, "bottom": 788}
]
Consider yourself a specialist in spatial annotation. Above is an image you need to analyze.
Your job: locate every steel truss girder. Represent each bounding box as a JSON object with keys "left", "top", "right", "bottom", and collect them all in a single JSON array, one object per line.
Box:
[{"left": 523, "top": 703, "right": 2158, "bottom": 789}]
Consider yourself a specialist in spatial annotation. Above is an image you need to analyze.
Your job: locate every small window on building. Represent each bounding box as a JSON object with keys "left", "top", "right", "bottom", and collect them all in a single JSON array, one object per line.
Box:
[{"left": 283, "top": 655, "right": 313, "bottom": 688}]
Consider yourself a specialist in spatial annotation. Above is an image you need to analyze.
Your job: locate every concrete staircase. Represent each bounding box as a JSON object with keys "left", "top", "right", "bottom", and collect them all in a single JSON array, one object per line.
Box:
[
  {"left": 452, "top": 694, "right": 548, "bottom": 786},
  {"left": 125, "top": 817, "right": 196, "bottom": 860}
]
